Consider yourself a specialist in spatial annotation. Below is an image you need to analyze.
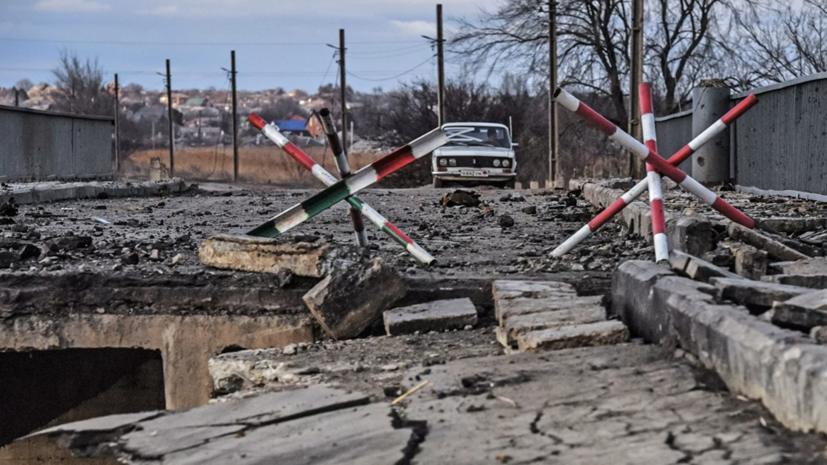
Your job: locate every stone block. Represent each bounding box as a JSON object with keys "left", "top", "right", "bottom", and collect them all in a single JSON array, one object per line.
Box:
[
  {"left": 772, "top": 290, "right": 827, "bottom": 331},
  {"left": 763, "top": 274, "right": 827, "bottom": 289},
  {"left": 669, "top": 250, "right": 742, "bottom": 283},
  {"left": 199, "top": 234, "right": 365, "bottom": 278},
  {"left": 760, "top": 217, "right": 827, "bottom": 235},
  {"left": 492, "top": 280, "right": 576, "bottom": 301},
  {"left": 498, "top": 305, "right": 605, "bottom": 347},
  {"left": 303, "top": 257, "right": 406, "bottom": 340},
  {"left": 778, "top": 257, "right": 827, "bottom": 276},
  {"left": 667, "top": 217, "right": 717, "bottom": 256},
  {"left": 731, "top": 242, "right": 768, "bottom": 280},
  {"left": 728, "top": 223, "right": 809, "bottom": 262},
  {"left": 612, "top": 260, "right": 676, "bottom": 341},
  {"left": 497, "top": 295, "right": 602, "bottom": 326},
  {"left": 516, "top": 320, "right": 629, "bottom": 353},
  {"left": 383, "top": 298, "right": 477, "bottom": 336},
  {"left": 710, "top": 277, "right": 812, "bottom": 309}
]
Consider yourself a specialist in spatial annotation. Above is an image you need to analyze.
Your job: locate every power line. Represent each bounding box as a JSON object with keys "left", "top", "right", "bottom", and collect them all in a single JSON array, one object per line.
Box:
[
  {"left": 347, "top": 44, "right": 430, "bottom": 57},
  {"left": 346, "top": 55, "right": 435, "bottom": 82},
  {"left": 0, "top": 37, "right": 422, "bottom": 46}
]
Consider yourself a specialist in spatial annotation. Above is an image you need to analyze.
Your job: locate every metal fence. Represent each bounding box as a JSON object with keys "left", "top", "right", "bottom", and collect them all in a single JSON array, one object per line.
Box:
[
  {"left": 0, "top": 105, "right": 114, "bottom": 182},
  {"left": 655, "top": 72, "right": 827, "bottom": 196}
]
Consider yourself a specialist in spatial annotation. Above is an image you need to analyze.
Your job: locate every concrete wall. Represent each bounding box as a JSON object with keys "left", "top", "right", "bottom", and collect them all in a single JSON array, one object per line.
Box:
[{"left": 0, "top": 105, "right": 114, "bottom": 182}]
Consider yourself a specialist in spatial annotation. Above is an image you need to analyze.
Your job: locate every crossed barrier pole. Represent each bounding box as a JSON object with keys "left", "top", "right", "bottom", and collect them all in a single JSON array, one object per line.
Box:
[
  {"left": 247, "top": 113, "right": 436, "bottom": 264},
  {"left": 551, "top": 91, "right": 759, "bottom": 257},
  {"left": 640, "top": 83, "right": 668, "bottom": 263},
  {"left": 317, "top": 108, "right": 369, "bottom": 248}
]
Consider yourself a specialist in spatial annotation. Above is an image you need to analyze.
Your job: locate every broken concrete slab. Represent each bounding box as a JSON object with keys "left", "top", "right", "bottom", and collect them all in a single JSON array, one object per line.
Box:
[
  {"left": 669, "top": 249, "right": 742, "bottom": 283},
  {"left": 778, "top": 257, "right": 827, "bottom": 276},
  {"left": 719, "top": 241, "right": 768, "bottom": 280},
  {"left": 516, "top": 320, "right": 629, "bottom": 353},
  {"left": 303, "top": 257, "right": 405, "bottom": 339},
  {"left": 728, "top": 223, "right": 809, "bottom": 262},
  {"left": 497, "top": 305, "right": 605, "bottom": 348},
  {"left": 199, "top": 234, "right": 367, "bottom": 278},
  {"left": 497, "top": 295, "right": 603, "bottom": 326},
  {"left": 772, "top": 290, "right": 827, "bottom": 331},
  {"left": 383, "top": 298, "right": 477, "bottom": 336},
  {"left": 667, "top": 216, "right": 717, "bottom": 256},
  {"left": 760, "top": 217, "right": 827, "bottom": 235},
  {"left": 710, "top": 277, "right": 812, "bottom": 309},
  {"left": 492, "top": 280, "right": 577, "bottom": 300}
]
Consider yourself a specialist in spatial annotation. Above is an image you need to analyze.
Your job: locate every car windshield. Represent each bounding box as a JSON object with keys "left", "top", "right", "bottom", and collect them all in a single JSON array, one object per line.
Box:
[{"left": 443, "top": 126, "right": 511, "bottom": 148}]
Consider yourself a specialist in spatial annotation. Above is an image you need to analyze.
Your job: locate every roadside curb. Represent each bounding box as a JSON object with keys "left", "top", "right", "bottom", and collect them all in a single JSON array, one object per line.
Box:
[
  {"left": 0, "top": 179, "right": 188, "bottom": 205},
  {"left": 612, "top": 260, "right": 827, "bottom": 433}
]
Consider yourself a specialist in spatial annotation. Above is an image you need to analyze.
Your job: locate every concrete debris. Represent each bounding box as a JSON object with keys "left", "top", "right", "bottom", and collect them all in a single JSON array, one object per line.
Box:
[
  {"left": 383, "top": 298, "right": 477, "bottom": 336},
  {"left": 777, "top": 257, "right": 827, "bottom": 276},
  {"left": 441, "top": 189, "right": 480, "bottom": 208},
  {"left": 667, "top": 217, "right": 717, "bottom": 257},
  {"left": 516, "top": 320, "right": 629, "bottom": 353},
  {"left": 763, "top": 274, "right": 827, "bottom": 289},
  {"left": 498, "top": 215, "right": 515, "bottom": 228},
  {"left": 496, "top": 305, "right": 605, "bottom": 347},
  {"left": 810, "top": 326, "right": 827, "bottom": 344},
  {"left": 0, "top": 198, "right": 18, "bottom": 217},
  {"left": 497, "top": 295, "right": 602, "bottom": 326},
  {"left": 199, "top": 234, "right": 367, "bottom": 278},
  {"left": 521, "top": 205, "right": 537, "bottom": 215},
  {"left": 771, "top": 290, "right": 827, "bottom": 331},
  {"left": 669, "top": 249, "right": 742, "bottom": 283},
  {"left": 710, "top": 277, "right": 813, "bottom": 310},
  {"left": 760, "top": 217, "right": 827, "bottom": 235},
  {"left": 728, "top": 223, "right": 810, "bottom": 262},
  {"left": 720, "top": 241, "right": 768, "bottom": 280},
  {"left": 303, "top": 256, "right": 406, "bottom": 339}
]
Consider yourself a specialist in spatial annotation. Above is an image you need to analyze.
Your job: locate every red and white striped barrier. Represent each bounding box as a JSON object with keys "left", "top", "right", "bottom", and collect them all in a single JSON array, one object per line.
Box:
[
  {"left": 248, "top": 114, "right": 435, "bottom": 264},
  {"left": 640, "top": 83, "right": 668, "bottom": 262},
  {"left": 551, "top": 93, "right": 758, "bottom": 257},
  {"left": 317, "top": 108, "right": 369, "bottom": 247},
  {"left": 554, "top": 88, "right": 754, "bottom": 225}
]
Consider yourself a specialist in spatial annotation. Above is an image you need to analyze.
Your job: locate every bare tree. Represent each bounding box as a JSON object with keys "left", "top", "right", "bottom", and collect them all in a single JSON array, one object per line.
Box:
[{"left": 51, "top": 50, "right": 114, "bottom": 116}]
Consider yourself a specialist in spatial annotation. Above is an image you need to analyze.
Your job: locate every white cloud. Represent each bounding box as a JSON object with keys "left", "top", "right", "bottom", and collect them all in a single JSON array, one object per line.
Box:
[
  {"left": 391, "top": 20, "right": 435, "bottom": 36},
  {"left": 34, "top": 0, "right": 112, "bottom": 12}
]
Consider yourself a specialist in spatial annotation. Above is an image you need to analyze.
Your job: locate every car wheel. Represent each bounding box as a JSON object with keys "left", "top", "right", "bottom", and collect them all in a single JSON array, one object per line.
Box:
[{"left": 432, "top": 177, "right": 444, "bottom": 188}]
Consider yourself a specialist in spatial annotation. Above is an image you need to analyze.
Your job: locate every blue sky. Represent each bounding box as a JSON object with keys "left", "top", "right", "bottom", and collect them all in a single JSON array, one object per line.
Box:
[{"left": 0, "top": 0, "right": 486, "bottom": 93}]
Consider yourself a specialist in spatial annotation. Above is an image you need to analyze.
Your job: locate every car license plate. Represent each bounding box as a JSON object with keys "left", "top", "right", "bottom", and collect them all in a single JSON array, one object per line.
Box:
[{"left": 460, "top": 170, "right": 487, "bottom": 177}]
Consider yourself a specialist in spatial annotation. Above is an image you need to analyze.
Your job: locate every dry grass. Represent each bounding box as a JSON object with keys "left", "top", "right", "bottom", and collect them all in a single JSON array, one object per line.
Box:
[{"left": 123, "top": 146, "right": 383, "bottom": 185}]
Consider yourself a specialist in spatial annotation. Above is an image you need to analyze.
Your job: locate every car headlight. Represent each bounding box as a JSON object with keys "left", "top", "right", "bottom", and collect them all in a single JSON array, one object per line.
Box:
[
  {"left": 502, "top": 159, "right": 510, "bottom": 167},
  {"left": 439, "top": 158, "right": 447, "bottom": 166},
  {"left": 449, "top": 159, "right": 457, "bottom": 167},
  {"left": 493, "top": 159, "right": 501, "bottom": 167}
]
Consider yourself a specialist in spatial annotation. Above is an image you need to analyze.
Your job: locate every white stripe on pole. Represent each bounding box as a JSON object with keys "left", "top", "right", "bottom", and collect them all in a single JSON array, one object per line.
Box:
[
  {"left": 275, "top": 208, "right": 309, "bottom": 233},
  {"left": 688, "top": 120, "right": 727, "bottom": 151},
  {"left": 312, "top": 164, "right": 339, "bottom": 185},
  {"left": 679, "top": 176, "right": 718, "bottom": 205},
  {"left": 551, "top": 224, "right": 592, "bottom": 257},
  {"left": 642, "top": 113, "right": 657, "bottom": 142}
]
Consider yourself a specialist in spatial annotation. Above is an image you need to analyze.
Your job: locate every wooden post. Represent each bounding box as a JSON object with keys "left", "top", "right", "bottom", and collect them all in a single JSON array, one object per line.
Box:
[
  {"left": 231, "top": 50, "right": 239, "bottom": 182},
  {"left": 166, "top": 59, "right": 174, "bottom": 177}
]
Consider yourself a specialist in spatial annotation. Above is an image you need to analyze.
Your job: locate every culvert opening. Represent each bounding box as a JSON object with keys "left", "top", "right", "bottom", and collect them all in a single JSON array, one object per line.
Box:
[{"left": 0, "top": 348, "right": 165, "bottom": 449}]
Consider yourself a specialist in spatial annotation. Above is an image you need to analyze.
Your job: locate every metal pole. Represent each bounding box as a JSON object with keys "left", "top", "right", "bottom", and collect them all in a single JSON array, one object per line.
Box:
[
  {"left": 231, "top": 50, "right": 239, "bottom": 182},
  {"left": 166, "top": 59, "right": 174, "bottom": 177},
  {"left": 437, "top": 4, "right": 446, "bottom": 126},
  {"left": 630, "top": 0, "right": 644, "bottom": 179},
  {"left": 114, "top": 73, "right": 120, "bottom": 172},
  {"left": 339, "top": 29, "right": 347, "bottom": 154},
  {"left": 548, "top": 0, "right": 558, "bottom": 186}
]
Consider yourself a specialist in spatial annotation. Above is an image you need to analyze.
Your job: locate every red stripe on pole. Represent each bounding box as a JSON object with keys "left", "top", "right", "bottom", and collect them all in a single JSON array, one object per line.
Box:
[
  {"left": 385, "top": 222, "right": 413, "bottom": 244},
  {"left": 639, "top": 83, "right": 654, "bottom": 114},
  {"left": 575, "top": 104, "right": 617, "bottom": 136},
  {"left": 371, "top": 146, "right": 416, "bottom": 179},
  {"left": 282, "top": 142, "right": 316, "bottom": 171},
  {"left": 651, "top": 198, "right": 666, "bottom": 234},
  {"left": 646, "top": 150, "right": 688, "bottom": 182},
  {"left": 666, "top": 145, "right": 694, "bottom": 167},
  {"left": 721, "top": 94, "right": 758, "bottom": 125},
  {"left": 248, "top": 113, "right": 267, "bottom": 130},
  {"left": 712, "top": 197, "right": 755, "bottom": 228},
  {"left": 588, "top": 198, "right": 628, "bottom": 230}
]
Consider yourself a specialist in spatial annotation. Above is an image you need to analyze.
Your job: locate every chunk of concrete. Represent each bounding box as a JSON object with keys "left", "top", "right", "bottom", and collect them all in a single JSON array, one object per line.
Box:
[
  {"left": 492, "top": 280, "right": 576, "bottom": 300},
  {"left": 199, "top": 234, "right": 366, "bottom": 278},
  {"left": 516, "top": 320, "right": 629, "bottom": 353},
  {"left": 710, "top": 277, "right": 812, "bottom": 309},
  {"left": 669, "top": 250, "right": 742, "bottom": 283},
  {"left": 303, "top": 257, "right": 406, "bottom": 339},
  {"left": 772, "top": 290, "right": 827, "bottom": 331},
  {"left": 383, "top": 298, "right": 477, "bottom": 336},
  {"left": 717, "top": 241, "right": 767, "bottom": 279},
  {"left": 667, "top": 217, "right": 717, "bottom": 256},
  {"left": 496, "top": 295, "right": 602, "bottom": 326},
  {"left": 760, "top": 217, "right": 827, "bottom": 235},
  {"left": 778, "top": 257, "right": 827, "bottom": 276},
  {"left": 727, "top": 223, "right": 809, "bottom": 262},
  {"left": 497, "top": 305, "right": 606, "bottom": 347},
  {"left": 763, "top": 274, "right": 827, "bottom": 289}
]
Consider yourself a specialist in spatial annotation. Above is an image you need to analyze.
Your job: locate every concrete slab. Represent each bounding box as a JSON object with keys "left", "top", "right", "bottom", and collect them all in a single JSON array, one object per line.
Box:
[
  {"left": 516, "top": 320, "right": 629, "bottom": 352},
  {"left": 728, "top": 223, "right": 809, "bottom": 262},
  {"left": 669, "top": 249, "right": 742, "bottom": 283},
  {"left": 496, "top": 295, "right": 603, "bottom": 325},
  {"left": 710, "top": 277, "right": 813, "bottom": 309},
  {"left": 383, "top": 298, "right": 477, "bottom": 336},
  {"left": 498, "top": 305, "right": 605, "bottom": 347},
  {"left": 772, "top": 289, "right": 827, "bottom": 330}
]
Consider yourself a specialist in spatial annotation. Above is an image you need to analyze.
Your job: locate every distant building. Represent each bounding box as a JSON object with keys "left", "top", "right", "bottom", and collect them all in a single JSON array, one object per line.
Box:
[
  {"left": 184, "top": 97, "right": 209, "bottom": 107},
  {"left": 160, "top": 93, "right": 189, "bottom": 105}
]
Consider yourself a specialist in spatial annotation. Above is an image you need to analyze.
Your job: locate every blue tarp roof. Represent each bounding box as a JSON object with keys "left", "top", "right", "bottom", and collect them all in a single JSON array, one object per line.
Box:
[{"left": 274, "top": 120, "right": 307, "bottom": 131}]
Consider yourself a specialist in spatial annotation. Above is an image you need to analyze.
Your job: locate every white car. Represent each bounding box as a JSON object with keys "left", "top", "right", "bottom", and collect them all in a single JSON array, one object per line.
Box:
[{"left": 431, "top": 122, "right": 517, "bottom": 188}]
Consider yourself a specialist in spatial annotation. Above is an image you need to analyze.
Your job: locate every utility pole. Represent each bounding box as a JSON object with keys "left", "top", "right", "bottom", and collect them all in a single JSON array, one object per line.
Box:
[
  {"left": 339, "top": 29, "right": 348, "bottom": 154},
  {"left": 13, "top": 87, "right": 18, "bottom": 107},
  {"left": 548, "top": 0, "right": 558, "bottom": 186},
  {"left": 437, "top": 4, "right": 446, "bottom": 126},
  {"left": 166, "top": 59, "right": 174, "bottom": 177},
  {"left": 630, "top": 0, "right": 644, "bottom": 179},
  {"left": 231, "top": 50, "right": 239, "bottom": 182},
  {"left": 114, "top": 73, "right": 120, "bottom": 172}
]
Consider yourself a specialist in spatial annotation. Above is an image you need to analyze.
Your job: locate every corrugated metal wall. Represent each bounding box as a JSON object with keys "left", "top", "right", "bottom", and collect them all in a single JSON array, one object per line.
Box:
[
  {"left": 0, "top": 105, "right": 114, "bottom": 182},
  {"left": 654, "top": 110, "right": 693, "bottom": 174},
  {"left": 731, "top": 74, "right": 827, "bottom": 195}
]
